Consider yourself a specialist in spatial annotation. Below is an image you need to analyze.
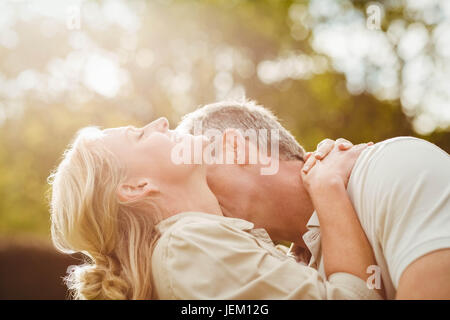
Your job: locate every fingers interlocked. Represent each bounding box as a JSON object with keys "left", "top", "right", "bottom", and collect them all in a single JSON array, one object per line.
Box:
[{"left": 302, "top": 138, "right": 373, "bottom": 174}]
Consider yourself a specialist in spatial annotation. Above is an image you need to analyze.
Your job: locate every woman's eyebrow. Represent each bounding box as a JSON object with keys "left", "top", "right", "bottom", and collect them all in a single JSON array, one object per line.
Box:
[
  {"left": 126, "top": 126, "right": 140, "bottom": 142},
  {"left": 125, "top": 126, "right": 134, "bottom": 143}
]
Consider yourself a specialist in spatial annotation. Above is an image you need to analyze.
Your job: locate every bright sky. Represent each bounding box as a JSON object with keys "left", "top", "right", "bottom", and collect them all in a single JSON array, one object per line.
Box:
[{"left": 0, "top": 0, "right": 449, "bottom": 135}]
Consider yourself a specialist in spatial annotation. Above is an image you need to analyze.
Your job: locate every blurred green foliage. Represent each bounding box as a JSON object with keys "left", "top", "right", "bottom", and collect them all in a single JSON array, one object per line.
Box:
[{"left": 0, "top": 0, "right": 448, "bottom": 239}]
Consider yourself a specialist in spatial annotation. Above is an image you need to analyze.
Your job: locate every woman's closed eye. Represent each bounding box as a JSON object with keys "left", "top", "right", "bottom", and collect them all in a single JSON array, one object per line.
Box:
[{"left": 131, "top": 129, "right": 144, "bottom": 141}]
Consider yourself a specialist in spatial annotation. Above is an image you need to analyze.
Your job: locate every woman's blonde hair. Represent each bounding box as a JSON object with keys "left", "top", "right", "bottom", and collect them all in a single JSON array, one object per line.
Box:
[{"left": 48, "top": 127, "right": 162, "bottom": 299}]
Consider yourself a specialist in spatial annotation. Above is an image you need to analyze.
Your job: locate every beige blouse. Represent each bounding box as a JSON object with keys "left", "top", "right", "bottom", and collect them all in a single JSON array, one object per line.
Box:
[{"left": 151, "top": 211, "right": 381, "bottom": 300}]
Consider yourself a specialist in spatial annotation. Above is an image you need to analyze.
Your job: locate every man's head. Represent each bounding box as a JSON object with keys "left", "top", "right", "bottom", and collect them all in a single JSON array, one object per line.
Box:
[
  {"left": 177, "top": 99, "right": 314, "bottom": 244},
  {"left": 177, "top": 100, "right": 306, "bottom": 161}
]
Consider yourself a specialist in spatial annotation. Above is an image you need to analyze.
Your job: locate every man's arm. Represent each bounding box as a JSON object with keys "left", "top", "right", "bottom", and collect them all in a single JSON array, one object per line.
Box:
[
  {"left": 359, "top": 137, "right": 450, "bottom": 299},
  {"left": 396, "top": 249, "right": 450, "bottom": 299}
]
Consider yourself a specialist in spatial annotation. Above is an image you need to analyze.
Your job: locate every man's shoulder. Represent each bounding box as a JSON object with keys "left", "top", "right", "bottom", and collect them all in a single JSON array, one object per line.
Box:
[
  {"left": 349, "top": 135, "right": 449, "bottom": 201},
  {"left": 352, "top": 136, "right": 445, "bottom": 178},
  {"left": 377, "top": 136, "right": 424, "bottom": 145},
  {"left": 366, "top": 136, "right": 433, "bottom": 159},
  {"left": 373, "top": 136, "right": 444, "bottom": 153}
]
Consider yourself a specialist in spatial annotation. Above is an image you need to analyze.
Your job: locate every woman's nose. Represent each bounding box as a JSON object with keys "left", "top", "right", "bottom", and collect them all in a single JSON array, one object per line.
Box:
[{"left": 146, "top": 117, "right": 169, "bottom": 132}]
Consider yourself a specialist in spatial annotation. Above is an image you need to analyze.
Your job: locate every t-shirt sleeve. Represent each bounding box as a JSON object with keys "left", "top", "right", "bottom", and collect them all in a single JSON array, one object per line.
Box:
[
  {"left": 153, "top": 218, "right": 381, "bottom": 300},
  {"left": 365, "top": 138, "right": 450, "bottom": 287}
]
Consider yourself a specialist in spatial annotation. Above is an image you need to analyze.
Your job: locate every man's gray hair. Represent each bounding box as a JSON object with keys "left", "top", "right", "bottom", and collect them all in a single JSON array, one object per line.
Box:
[{"left": 177, "top": 100, "right": 305, "bottom": 161}]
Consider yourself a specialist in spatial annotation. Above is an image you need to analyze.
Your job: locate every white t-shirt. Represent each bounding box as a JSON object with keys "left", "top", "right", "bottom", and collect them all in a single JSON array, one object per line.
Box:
[{"left": 298, "top": 137, "right": 450, "bottom": 299}]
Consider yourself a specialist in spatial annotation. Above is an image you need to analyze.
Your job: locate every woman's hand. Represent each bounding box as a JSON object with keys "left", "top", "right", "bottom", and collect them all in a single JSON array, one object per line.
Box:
[
  {"left": 302, "top": 138, "right": 363, "bottom": 171},
  {"left": 301, "top": 140, "right": 373, "bottom": 193}
]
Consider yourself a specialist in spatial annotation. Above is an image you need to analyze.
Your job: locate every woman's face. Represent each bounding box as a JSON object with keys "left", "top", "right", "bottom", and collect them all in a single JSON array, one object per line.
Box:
[{"left": 102, "top": 117, "right": 205, "bottom": 185}]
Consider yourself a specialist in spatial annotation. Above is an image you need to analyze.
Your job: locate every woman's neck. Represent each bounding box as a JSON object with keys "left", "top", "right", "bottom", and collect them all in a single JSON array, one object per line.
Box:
[{"left": 160, "top": 170, "right": 223, "bottom": 220}]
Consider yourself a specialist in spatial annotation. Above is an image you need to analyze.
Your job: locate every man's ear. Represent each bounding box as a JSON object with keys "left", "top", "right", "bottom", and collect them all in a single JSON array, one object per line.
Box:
[
  {"left": 116, "top": 177, "right": 159, "bottom": 202},
  {"left": 222, "top": 129, "right": 246, "bottom": 164}
]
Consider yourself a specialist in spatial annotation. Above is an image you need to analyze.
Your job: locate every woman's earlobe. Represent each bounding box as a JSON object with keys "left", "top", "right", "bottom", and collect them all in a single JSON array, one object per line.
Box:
[{"left": 116, "top": 178, "right": 159, "bottom": 202}]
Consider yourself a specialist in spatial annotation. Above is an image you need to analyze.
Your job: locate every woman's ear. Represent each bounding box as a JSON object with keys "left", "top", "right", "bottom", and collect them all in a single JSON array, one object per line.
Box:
[
  {"left": 117, "top": 177, "right": 159, "bottom": 202},
  {"left": 222, "top": 128, "right": 246, "bottom": 164}
]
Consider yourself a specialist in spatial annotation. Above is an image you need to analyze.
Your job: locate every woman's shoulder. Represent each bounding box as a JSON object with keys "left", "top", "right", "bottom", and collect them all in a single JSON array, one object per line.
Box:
[
  {"left": 150, "top": 212, "right": 260, "bottom": 299},
  {"left": 155, "top": 211, "right": 254, "bottom": 239},
  {"left": 152, "top": 211, "right": 257, "bottom": 265}
]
